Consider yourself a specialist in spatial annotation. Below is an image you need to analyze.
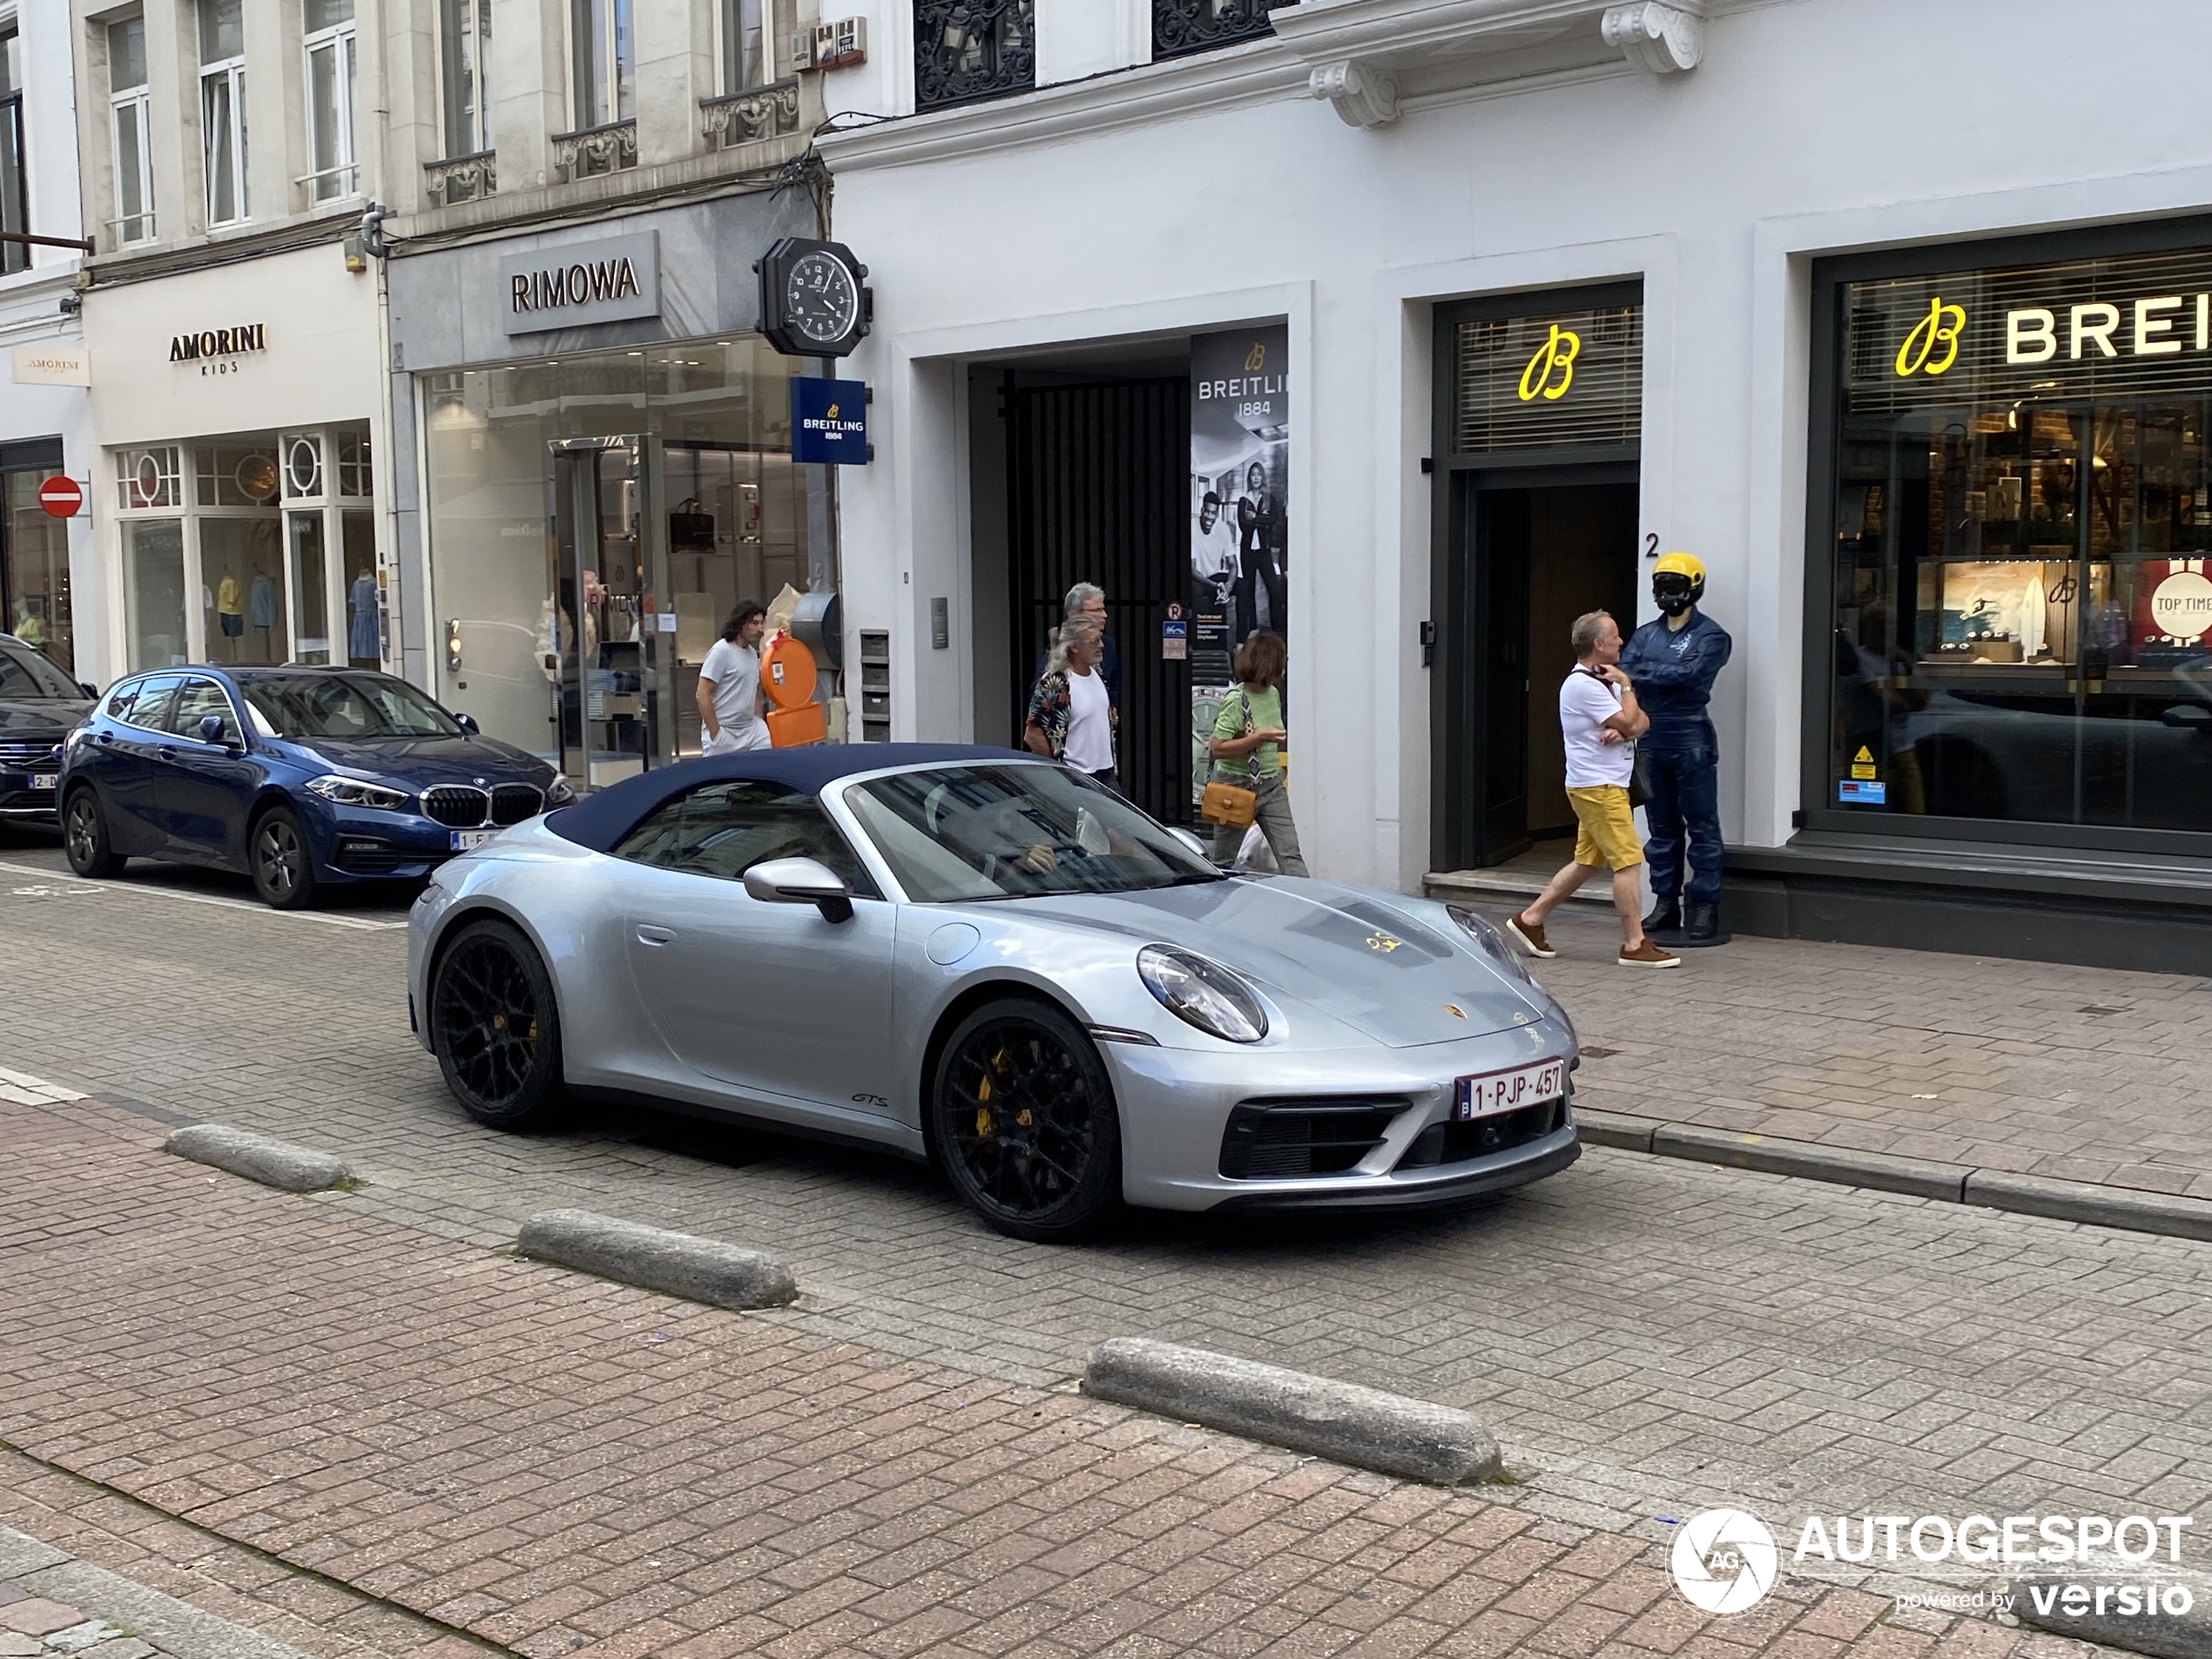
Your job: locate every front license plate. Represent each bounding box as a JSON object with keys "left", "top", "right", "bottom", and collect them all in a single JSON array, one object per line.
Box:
[
  {"left": 1455, "top": 1057, "right": 1566, "bottom": 1120},
  {"left": 449, "top": 829, "right": 495, "bottom": 851},
  {"left": 30, "top": 773, "right": 57, "bottom": 790}
]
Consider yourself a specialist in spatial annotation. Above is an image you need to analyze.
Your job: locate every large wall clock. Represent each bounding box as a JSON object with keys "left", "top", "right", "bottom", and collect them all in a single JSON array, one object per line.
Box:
[{"left": 758, "top": 237, "right": 871, "bottom": 359}]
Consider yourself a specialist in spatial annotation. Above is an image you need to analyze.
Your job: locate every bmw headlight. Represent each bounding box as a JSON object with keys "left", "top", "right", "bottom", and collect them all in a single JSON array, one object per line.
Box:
[
  {"left": 1136, "top": 945, "right": 1268, "bottom": 1044},
  {"left": 1447, "top": 903, "right": 1535, "bottom": 985},
  {"left": 546, "top": 775, "right": 576, "bottom": 805},
  {"left": 306, "top": 774, "right": 411, "bottom": 811}
]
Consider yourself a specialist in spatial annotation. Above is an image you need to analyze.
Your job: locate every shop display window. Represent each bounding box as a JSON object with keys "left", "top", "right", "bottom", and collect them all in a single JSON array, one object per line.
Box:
[
  {"left": 2, "top": 469, "right": 74, "bottom": 673},
  {"left": 126, "top": 520, "right": 187, "bottom": 671},
  {"left": 1825, "top": 244, "right": 2212, "bottom": 838}
]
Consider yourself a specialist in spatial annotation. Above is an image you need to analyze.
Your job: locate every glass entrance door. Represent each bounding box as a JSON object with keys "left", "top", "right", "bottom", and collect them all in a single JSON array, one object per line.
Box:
[{"left": 549, "top": 438, "right": 657, "bottom": 792}]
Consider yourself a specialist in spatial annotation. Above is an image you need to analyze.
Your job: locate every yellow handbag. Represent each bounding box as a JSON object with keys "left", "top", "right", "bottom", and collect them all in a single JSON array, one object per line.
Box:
[{"left": 1198, "top": 689, "right": 1260, "bottom": 827}]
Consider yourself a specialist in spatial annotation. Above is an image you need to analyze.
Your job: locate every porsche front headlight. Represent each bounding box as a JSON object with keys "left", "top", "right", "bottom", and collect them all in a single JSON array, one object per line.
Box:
[
  {"left": 1447, "top": 903, "right": 1534, "bottom": 985},
  {"left": 306, "top": 774, "right": 411, "bottom": 811},
  {"left": 1136, "top": 945, "right": 1268, "bottom": 1044}
]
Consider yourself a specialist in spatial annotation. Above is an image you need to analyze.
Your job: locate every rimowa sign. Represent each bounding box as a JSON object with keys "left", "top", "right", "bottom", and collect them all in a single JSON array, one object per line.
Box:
[{"left": 499, "top": 230, "right": 661, "bottom": 335}]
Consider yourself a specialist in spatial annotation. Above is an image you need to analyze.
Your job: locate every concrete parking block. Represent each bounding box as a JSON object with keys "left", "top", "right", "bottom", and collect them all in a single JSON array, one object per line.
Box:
[
  {"left": 516, "top": 1207, "right": 799, "bottom": 1309},
  {"left": 161, "top": 1126, "right": 350, "bottom": 1194},
  {"left": 1082, "top": 1336, "right": 1501, "bottom": 1486}
]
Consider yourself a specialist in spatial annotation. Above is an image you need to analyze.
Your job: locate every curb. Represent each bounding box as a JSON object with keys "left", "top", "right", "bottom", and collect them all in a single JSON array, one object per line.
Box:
[
  {"left": 1081, "top": 1337, "right": 1500, "bottom": 1487},
  {"left": 1577, "top": 1110, "right": 2212, "bottom": 1244},
  {"left": 164, "top": 1124, "right": 351, "bottom": 1193},
  {"left": 1, "top": 1525, "right": 319, "bottom": 1659},
  {"left": 2013, "top": 1562, "right": 2212, "bottom": 1658},
  {"left": 516, "top": 1209, "right": 799, "bottom": 1311}
]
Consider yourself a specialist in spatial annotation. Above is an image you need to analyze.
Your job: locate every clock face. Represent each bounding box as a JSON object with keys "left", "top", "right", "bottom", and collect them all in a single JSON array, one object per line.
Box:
[{"left": 786, "top": 251, "right": 859, "bottom": 346}]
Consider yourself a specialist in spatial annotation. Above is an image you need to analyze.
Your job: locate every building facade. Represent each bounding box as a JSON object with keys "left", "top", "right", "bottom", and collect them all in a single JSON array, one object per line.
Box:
[
  {"left": 3, "top": 0, "right": 94, "bottom": 683},
  {"left": 814, "top": 0, "right": 2212, "bottom": 970},
  {"left": 68, "top": 0, "right": 390, "bottom": 685},
  {"left": 377, "top": 0, "right": 837, "bottom": 792}
]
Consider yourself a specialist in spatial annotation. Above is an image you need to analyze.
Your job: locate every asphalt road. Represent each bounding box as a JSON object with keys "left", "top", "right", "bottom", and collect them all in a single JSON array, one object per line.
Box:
[{"left": 5, "top": 821, "right": 2207, "bottom": 1567}]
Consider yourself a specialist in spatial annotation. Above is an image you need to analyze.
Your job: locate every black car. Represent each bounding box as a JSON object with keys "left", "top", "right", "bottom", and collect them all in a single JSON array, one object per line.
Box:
[{"left": 0, "top": 632, "right": 93, "bottom": 824}]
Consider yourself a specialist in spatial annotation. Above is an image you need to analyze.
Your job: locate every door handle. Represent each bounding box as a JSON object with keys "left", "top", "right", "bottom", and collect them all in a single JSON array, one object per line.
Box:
[
  {"left": 158, "top": 746, "right": 177, "bottom": 759},
  {"left": 636, "top": 924, "right": 676, "bottom": 946}
]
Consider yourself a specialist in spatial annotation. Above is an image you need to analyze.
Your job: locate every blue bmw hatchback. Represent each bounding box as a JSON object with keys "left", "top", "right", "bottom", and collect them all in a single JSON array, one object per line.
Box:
[{"left": 60, "top": 665, "right": 572, "bottom": 908}]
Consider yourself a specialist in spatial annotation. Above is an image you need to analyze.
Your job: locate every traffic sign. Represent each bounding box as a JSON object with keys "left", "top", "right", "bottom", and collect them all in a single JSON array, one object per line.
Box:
[{"left": 37, "top": 475, "right": 81, "bottom": 518}]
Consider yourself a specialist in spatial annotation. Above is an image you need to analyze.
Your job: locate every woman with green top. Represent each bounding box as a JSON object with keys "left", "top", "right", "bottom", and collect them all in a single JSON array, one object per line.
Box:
[{"left": 1206, "top": 630, "right": 1307, "bottom": 875}]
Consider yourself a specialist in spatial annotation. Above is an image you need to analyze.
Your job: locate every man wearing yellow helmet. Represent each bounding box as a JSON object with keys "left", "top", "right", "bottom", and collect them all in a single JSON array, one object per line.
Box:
[{"left": 1618, "top": 551, "right": 1733, "bottom": 945}]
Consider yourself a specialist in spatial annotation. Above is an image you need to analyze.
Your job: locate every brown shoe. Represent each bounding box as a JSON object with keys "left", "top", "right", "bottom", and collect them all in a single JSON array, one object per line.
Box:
[
  {"left": 1617, "top": 939, "right": 1680, "bottom": 969},
  {"left": 1505, "top": 913, "right": 1555, "bottom": 959}
]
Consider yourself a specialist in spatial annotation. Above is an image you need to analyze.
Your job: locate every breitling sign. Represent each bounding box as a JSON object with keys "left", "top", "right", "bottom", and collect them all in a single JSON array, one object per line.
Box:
[{"left": 499, "top": 230, "right": 661, "bottom": 334}]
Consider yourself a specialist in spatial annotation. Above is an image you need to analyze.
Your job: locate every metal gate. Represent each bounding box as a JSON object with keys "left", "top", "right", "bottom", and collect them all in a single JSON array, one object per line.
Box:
[{"left": 1006, "top": 377, "right": 1191, "bottom": 823}]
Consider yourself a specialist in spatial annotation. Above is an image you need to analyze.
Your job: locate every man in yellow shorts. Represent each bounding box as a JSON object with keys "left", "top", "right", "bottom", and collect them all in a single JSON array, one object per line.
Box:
[{"left": 1506, "top": 610, "right": 1679, "bottom": 968}]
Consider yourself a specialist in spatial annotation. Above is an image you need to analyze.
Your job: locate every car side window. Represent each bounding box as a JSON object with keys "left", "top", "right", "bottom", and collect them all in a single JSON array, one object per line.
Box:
[
  {"left": 104, "top": 684, "right": 139, "bottom": 722},
  {"left": 613, "top": 780, "right": 879, "bottom": 898},
  {"left": 167, "top": 678, "right": 242, "bottom": 745},
  {"left": 122, "top": 675, "right": 182, "bottom": 733}
]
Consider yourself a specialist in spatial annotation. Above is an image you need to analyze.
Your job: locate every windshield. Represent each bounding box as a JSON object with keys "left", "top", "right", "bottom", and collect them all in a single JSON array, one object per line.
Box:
[
  {"left": 843, "top": 764, "right": 1223, "bottom": 901},
  {"left": 0, "top": 638, "right": 81, "bottom": 701},
  {"left": 239, "top": 673, "right": 463, "bottom": 739}
]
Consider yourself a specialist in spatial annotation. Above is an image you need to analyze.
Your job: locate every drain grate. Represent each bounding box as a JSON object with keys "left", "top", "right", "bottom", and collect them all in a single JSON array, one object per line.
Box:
[
  {"left": 1580, "top": 1046, "right": 1621, "bottom": 1059},
  {"left": 2079, "top": 1005, "right": 2129, "bottom": 1016}
]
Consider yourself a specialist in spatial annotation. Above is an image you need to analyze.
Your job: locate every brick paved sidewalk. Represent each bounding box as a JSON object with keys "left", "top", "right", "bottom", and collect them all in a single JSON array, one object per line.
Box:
[
  {"left": 0, "top": 1093, "right": 2122, "bottom": 1659},
  {"left": 1459, "top": 898, "right": 2212, "bottom": 1201}
]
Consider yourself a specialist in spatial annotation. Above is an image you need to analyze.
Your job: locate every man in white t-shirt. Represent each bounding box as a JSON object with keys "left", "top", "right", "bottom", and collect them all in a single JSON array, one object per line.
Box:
[
  {"left": 1505, "top": 610, "right": 1678, "bottom": 968},
  {"left": 697, "top": 601, "right": 772, "bottom": 755}
]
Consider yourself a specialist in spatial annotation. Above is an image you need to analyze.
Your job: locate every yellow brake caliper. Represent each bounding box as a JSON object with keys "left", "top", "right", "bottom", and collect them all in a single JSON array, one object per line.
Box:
[{"left": 975, "top": 1049, "right": 1007, "bottom": 1137}]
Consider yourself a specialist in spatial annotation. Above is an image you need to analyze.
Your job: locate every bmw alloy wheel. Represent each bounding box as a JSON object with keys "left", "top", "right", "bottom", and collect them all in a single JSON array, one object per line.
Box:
[
  {"left": 934, "top": 999, "right": 1121, "bottom": 1242},
  {"left": 64, "top": 791, "right": 123, "bottom": 878},
  {"left": 251, "top": 811, "right": 314, "bottom": 907}
]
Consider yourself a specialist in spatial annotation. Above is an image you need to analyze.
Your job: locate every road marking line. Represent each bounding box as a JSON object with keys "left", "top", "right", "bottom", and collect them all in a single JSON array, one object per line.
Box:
[{"left": 0, "top": 860, "right": 407, "bottom": 930}]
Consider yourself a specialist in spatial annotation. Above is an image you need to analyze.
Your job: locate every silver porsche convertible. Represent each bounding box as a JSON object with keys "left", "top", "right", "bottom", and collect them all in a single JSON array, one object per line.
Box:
[{"left": 406, "top": 745, "right": 1581, "bottom": 1241}]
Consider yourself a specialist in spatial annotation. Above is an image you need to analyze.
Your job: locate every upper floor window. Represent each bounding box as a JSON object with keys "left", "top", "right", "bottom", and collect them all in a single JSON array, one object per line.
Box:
[
  {"left": 1153, "top": 0, "right": 1291, "bottom": 61},
  {"left": 722, "top": 0, "right": 770, "bottom": 91},
  {"left": 1, "top": 20, "right": 27, "bottom": 273},
  {"left": 914, "top": 0, "right": 1033, "bottom": 111},
  {"left": 198, "top": 0, "right": 248, "bottom": 226},
  {"left": 570, "top": 0, "right": 635, "bottom": 130},
  {"left": 108, "top": 16, "right": 156, "bottom": 244},
  {"left": 439, "top": 0, "right": 493, "bottom": 157},
  {"left": 302, "top": 0, "right": 358, "bottom": 202}
]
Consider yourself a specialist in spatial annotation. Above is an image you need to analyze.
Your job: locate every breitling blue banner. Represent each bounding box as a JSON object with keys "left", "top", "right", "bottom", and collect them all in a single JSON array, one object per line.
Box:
[{"left": 791, "top": 377, "right": 869, "bottom": 465}]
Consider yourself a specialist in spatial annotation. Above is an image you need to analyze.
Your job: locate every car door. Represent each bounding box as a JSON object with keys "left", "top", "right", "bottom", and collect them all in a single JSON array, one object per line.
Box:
[
  {"left": 615, "top": 779, "right": 902, "bottom": 1123},
  {"left": 152, "top": 677, "right": 259, "bottom": 867},
  {"left": 90, "top": 674, "right": 181, "bottom": 853}
]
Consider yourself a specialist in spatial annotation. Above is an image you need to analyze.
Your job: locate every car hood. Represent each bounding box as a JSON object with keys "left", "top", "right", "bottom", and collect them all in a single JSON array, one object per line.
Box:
[
  {"left": 284, "top": 734, "right": 551, "bottom": 786},
  {"left": 986, "top": 878, "right": 1549, "bottom": 1047},
  {"left": 0, "top": 696, "right": 91, "bottom": 738}
]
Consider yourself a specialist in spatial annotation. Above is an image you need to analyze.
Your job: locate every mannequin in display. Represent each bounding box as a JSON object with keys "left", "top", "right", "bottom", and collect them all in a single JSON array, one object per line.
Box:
[
  {"left": 348, "top": 570, "right": 379, "bottom": 666},
  {"left": 215, "top": 574, "right": 244, "bottom": 659},
  {"left": 1618, "top": 551, "right": 1735, "bottom": 946},
  {"left": 249, "top": 565, "right": 277, "bottom": 661}
]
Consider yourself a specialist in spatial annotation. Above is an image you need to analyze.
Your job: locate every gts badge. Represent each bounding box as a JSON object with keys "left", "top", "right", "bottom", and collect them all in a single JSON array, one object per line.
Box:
[
  {"left": 1365, "top": 931, "right": 1402, "bottom": 954},
  {"left": 850, "top": 1093, "right": 889, "bottom": 1109}
]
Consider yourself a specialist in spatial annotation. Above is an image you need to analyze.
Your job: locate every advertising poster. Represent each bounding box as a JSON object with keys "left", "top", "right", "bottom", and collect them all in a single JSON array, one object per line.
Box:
[{"left": 1190, "top": 323, "right": 1289, "bottom": 798}]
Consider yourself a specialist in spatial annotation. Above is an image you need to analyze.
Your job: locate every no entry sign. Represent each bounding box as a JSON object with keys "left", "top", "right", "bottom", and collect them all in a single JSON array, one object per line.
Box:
[{"left": 37, "top": 475, "right": 82, "bottom": 518}]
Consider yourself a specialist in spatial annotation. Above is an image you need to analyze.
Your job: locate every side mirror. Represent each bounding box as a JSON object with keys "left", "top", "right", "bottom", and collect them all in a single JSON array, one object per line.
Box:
[
  {"left": 455, "top": 712, "right": 481, "bottom": 735},
  {"left": 1168, "top": 826, "right": 1211, "bottom": 859},
  {"left": 78, "top": 682, "right": 97, "bottom": 699},
  {"left": 2160, "top": 705, "right": 2212, "bottom": 732},
  {"left": 742, "top": 855, "right": 854, "bottom": 922},
  {"left": 198, "top": 713, "right": 231, "bottom": 745}
]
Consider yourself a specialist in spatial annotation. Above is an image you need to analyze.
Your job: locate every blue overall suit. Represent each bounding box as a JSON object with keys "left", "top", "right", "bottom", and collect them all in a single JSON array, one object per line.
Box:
[{"left": 1618, "top": 610, "right": 1732, "bottom": 907}]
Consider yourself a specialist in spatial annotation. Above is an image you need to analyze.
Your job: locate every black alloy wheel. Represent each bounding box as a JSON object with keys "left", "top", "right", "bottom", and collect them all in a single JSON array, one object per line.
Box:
[
  {"left": 932, "top": 997, "right": 1122, "bottom": 1243},
  {"left": 429, "top": 918, "right": 565, "bottom": 1130},
  {"left": 249, "top": 806, "right": 320, "bottom": 909},
  {"left": 63, "top": 788, "right": 125, "bottom": 878}
]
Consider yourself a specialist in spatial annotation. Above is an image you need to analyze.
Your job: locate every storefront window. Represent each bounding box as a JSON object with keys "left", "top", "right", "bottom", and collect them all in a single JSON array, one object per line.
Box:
[
  {"left": 1825, "top": 244, "right": 2212, "bottom": 839},
  {"left": 421, "top": 335, "right": 809, "bottom": 777},
  {"left": 2, "top": 469, "right": 73, "bottom": 673},
  {"left": 287, "top": 511, "right": 329, "bottom": 663},
  {"left": 200, "top": 517, "right": 287, "bottom": 665},
  {"left": 127, "top": 520, "right": 187, "bottom": 670}
]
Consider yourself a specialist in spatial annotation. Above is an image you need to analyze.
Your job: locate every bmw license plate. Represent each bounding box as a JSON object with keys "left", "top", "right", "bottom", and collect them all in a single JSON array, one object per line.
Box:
[
  {"left": 449, "top": 829, "right": 495, "bottom": 851},
  {"left": 30, "top": 774, "right": 57, "bottom": 790},
  {"left": 1455, "top": 1057, "right": 1566, "bottom": 1120}
]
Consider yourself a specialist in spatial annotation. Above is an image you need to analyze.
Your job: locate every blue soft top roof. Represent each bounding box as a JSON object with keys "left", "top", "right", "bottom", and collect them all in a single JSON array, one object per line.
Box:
[{"left": 547, "top": 743, "right": 1032, "bottom": 853}]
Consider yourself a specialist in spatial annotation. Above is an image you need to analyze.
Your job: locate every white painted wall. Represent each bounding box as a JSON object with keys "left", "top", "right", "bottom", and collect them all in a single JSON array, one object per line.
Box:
[{"left": 820, "top": 0, "right": 2212, "bottom": 893}]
